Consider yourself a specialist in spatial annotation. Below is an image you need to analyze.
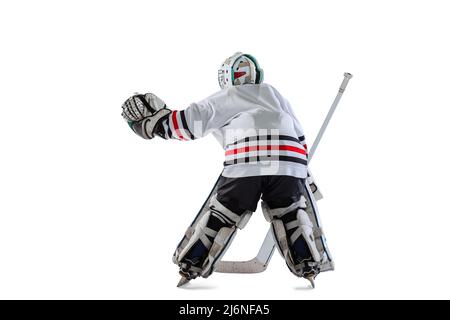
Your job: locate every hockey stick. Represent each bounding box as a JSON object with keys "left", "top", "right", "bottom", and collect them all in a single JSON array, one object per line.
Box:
[{"left": 215, "top": 72, "right": 353, "bottom": 274}]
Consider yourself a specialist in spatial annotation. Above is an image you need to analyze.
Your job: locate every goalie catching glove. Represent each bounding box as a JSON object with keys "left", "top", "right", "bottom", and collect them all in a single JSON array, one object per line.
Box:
[{"left": 121, "top": 93, "right": 171, "bottom": 139}]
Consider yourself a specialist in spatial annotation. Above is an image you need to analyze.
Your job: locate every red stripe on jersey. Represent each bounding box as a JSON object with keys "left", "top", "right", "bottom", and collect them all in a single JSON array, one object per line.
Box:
[
  {"left": 225, "top": 145, "right": 307, "bottom": 156},
  {"left": 279, "top": 145, "right": 307, "bottom": 155},
  {"left": 171, "top": 111, "right": 186, "bottom": 141}
]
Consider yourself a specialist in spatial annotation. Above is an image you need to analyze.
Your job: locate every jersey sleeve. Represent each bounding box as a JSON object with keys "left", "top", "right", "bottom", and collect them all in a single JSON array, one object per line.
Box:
[
  {"left": 155, "top": 92, "right": 228, "bottom": 141},
  {"left": 156, "top": 109, "right": 197, "bottom": 141}
]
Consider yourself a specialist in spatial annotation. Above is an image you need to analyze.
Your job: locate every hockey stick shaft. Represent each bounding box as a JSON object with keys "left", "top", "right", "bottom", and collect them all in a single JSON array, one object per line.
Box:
[
  {"left": 216, "top": 72, "right": 353, "bottom": 273},
  {"left": 308, "top": 73, "right": 353, "bottom": 159},
  {"left": 255, "top": 72, "right": 352, "bottom": 263}
]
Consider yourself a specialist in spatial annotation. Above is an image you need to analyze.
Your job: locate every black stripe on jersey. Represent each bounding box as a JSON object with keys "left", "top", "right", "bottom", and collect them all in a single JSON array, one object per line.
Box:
[
  {"left": 166, "top": 120, "right": 173, "bottom": 138},
  {"left": 229, "top": 135, "right": 301, "bottom": 146},
  {"left": 223, "top": 155, "right": 307, "bottom": 166},
  {"left": 298, "top": 135, "right": 305, "bottom": 142},
  {"left": 180, "top": 110, "right": 195, "bottom": 140}
]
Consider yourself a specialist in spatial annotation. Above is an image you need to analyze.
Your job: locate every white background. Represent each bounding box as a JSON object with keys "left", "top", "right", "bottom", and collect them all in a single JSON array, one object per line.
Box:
[{"left": 1, "top": 0, "right": 449, "bottom": 299}]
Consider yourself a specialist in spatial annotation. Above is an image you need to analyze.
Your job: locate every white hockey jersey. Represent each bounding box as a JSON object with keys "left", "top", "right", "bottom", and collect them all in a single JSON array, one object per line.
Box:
[{"left": 159, "top": 83, "right": 308, "bottom": 178}]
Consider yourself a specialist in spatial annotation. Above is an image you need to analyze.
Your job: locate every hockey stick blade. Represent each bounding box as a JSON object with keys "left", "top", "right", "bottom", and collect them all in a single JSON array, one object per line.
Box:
[
  {"left": 215, "top": 257, "right": 269, "bottom": 273},
  {"left": 215, "top": 225, "right": 276, "bottom": 273},
  {"left": 215, "top": 234, "right": 276, "bottom": 273}
]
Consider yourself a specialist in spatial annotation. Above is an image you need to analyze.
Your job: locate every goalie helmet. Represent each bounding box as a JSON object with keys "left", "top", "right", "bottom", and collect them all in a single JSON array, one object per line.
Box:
[{"left": 218, "top": 52, "right": 264, "bottom": 89}]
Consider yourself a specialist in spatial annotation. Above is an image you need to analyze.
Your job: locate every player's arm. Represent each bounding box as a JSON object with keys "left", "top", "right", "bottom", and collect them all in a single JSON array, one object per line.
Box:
[{"left": 122, "top": 92, "right": 220, "bottom": 141}]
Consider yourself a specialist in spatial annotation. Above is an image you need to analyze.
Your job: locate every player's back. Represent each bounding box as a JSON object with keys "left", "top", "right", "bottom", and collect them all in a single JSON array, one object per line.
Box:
[{"left": 204, "top": 83, "right": 308, "bottom": 178}]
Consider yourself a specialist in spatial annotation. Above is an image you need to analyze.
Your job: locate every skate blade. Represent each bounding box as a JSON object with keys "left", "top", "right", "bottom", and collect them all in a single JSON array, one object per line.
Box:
[
  {"left": 306, "top": 276, "right": 315, "bottom": 289},
  {"left": 177, "top": 277, "right": 190, "bottom": 288}
]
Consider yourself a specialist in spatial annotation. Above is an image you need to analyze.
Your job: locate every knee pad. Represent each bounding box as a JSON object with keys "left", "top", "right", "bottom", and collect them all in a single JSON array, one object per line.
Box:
[{"left": 173, "top": 195, "right": 252, "bottom": 279}]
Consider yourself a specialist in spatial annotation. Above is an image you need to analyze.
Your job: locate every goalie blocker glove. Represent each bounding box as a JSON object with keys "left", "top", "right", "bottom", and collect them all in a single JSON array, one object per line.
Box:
[{"left": 121, "top": 93, "right": 171, "bottom": 139}]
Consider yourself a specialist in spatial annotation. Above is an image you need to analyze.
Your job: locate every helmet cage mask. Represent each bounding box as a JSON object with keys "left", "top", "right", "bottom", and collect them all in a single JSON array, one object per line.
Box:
[{"left": 218, "top": 52, "right": 264, "bottom": 89}]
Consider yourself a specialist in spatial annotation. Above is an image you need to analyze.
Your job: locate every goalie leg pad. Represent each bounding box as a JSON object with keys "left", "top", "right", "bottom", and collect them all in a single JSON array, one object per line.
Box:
[
  {"left": 262, "top": 197, "right": 323, "bottom": 278},
  {"left": 174, "top": 195, "right": 252, "bottom": 279}
]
